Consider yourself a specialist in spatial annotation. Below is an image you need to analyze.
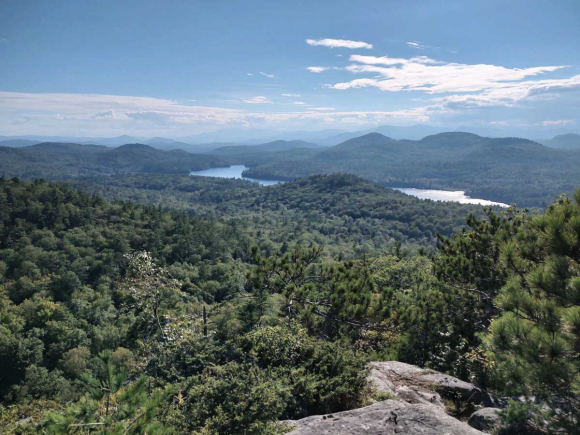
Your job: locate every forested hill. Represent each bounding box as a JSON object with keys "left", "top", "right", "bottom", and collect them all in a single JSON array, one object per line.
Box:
[
  {"left": 240, "top": 132, "right": 580, "bottom": 206},
  {"left": 0, "top": 142, "right": 228, "bottom": 178},
  {"left": 70, "top": 173, "right": 485, "bottom": 257}
]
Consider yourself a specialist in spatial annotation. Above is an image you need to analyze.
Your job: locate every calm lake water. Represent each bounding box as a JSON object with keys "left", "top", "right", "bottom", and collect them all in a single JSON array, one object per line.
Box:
[
  {"left": 394, "top": 187, "right": 509, "bottom": 207},
  {"left": 190, "top": 165, "right": 508, "bottom": 207},
  {"left": 190, "top": 165, "right": 282, "bottom": 186}
]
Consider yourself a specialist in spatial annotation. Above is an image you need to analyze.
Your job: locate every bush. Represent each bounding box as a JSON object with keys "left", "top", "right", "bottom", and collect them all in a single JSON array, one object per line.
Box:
[{"left": 174, "top": 362, "right": 290, "bottom": 434}]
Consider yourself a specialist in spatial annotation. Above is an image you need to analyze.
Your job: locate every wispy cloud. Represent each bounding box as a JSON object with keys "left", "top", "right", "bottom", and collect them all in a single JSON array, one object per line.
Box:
[
  {"left": 542, "top": 119, "right": 573, "bottom": 126},
  {"left": 307, "top": 66, "right": 329, "bottom": 73},
  {"left": 247, "top": 73, "right": 253, "bottom": 76},
  {"left": 407, "top": 41, "right": 426, "bottom": 50},
  {"left": 0, "top": 91, "right": 433, "bottom": 135},
  {"left": 242, "top": 96, "right": 272, "bottom": 104},
  {"left": 306, "top": 38, "right": 373, "bottom": 49},
  {"left": 293, "top": 101, "right": 307, "bottom": 105},
  {"left": 0, "top": 38, "right": 8, "bottom": 44},
  {"left": 259, "top": 71, "right": 275, "bottom": 78},
  {"left": 281, "top": 93, "right": 300, "bottom": 97},
  {"left": 407, "top": 41, "right": 440, "bottom": 51}
]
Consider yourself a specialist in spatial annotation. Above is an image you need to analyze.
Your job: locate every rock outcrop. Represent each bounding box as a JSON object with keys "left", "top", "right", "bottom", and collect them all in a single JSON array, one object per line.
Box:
[
  {"left": 286, "top": 400, "right": 485, "bottom": 434},
  {"left": 368, "top": 361, "right": 493, "bottom": 407},
  {"left": 285, "top": 361, "right": 505, "bottom": 434},
  {"left": 467, "top": 407, "right": 502, "bottom": 432}
]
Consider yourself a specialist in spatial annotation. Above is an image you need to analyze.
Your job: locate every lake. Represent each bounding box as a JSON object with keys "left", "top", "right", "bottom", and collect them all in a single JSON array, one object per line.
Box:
[
  {"left": 394, "top": 187, "right": 509, "bottom": 207},
  {"left": 190, "top": 165, "right": 282, "bottom": 186},
  {"left": 190, "top": 165, "right": 509, "bottom": 207}
]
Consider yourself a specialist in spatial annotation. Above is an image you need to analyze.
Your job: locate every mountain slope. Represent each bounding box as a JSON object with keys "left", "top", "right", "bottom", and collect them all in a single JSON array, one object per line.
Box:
[
  {"left": 0, "top": 139, "right": 41, "bottom": 147},
  {"left": 0, "top": 142, "right": 228, "bottom": 179},
  {"left": 539, "top": 133, "right": 580, "bottom": 150}
]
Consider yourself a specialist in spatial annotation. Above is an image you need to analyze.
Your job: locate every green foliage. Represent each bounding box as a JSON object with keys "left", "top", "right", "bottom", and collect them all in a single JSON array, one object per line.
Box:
[
  {"left": 41, "top": 350, "right": 173, "bottom": 434},
  {"left": 485, "top": 191, "right": 580, "bottom": 432},
  {"left": 172, "top": 362, "right": 290, "bottom": 434},
  {"left": 71, "top": 172, "right": 482, "bottom": 256},
  {"left": 497, "top": 400, "right": 545, "bottom": 435},
  {"left": 242, "top": 324, "right": 368, "bottom": 416}
]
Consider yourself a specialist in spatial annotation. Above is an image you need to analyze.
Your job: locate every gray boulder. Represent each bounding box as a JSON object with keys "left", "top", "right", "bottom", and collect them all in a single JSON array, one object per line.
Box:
[
  {"left": 286, "top": 399, "right": 485, "bottom": 434},
  {"left": 368, "top": 361, "right": 492, "bottom": 408},
  {"left": 468, "top": 407, "right": 502, "bottom": 432}
]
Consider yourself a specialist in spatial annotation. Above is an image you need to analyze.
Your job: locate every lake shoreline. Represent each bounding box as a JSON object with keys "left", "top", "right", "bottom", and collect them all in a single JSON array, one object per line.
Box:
[{"left": 191, "top": 165, "right": 509, "bottom": 207}]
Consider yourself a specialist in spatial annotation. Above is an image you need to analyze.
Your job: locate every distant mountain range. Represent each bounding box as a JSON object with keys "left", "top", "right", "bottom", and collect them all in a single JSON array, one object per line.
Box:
[
  {"left": 2, "top": 124, "right": 578, "bottom": 149},
  {"left": 212, "top": 140, "right": 322, "bottom": 155}
]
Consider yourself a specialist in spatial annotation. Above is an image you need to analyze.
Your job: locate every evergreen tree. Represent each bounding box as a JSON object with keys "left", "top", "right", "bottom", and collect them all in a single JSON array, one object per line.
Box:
[
  {"left": 42, "top": 350, "right": 172, "bottom": 434},
  {"left": 486, "top": 191, "right": 580, "bottom": 432}
]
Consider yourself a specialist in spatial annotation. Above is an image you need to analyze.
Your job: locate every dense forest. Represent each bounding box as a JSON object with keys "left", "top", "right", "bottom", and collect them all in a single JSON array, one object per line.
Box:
[
  {"left": 69, "top": 173, "right": 485, "bottom": 257},
  {"left": 0, "top": 175, "right": 578, "bottom": 434},
  {"left": 238, "top": 132, "right": 580, "bottom": 207}
]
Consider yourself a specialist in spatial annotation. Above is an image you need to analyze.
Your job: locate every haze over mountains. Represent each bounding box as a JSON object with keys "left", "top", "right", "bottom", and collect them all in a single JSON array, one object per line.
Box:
[{"left": 2, "top": 123, "right": 578, "bottom": 150}]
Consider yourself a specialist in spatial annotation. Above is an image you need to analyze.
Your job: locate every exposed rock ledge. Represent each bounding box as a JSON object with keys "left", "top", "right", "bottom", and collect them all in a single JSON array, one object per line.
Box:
[
  {"left": 286, "top": 361, "right": 500, "bottom": 434},
  {"left": 368, "top": 361, "right": 493, "bottom": 408},
  {"left": 286, "top": 399, "right": 485, "bottom": 434}
]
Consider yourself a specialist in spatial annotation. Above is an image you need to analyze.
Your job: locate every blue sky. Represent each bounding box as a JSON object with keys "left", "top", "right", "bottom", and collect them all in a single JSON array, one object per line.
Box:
[{"left": 1, "top": 0, "right": 579, "bottom": 138}]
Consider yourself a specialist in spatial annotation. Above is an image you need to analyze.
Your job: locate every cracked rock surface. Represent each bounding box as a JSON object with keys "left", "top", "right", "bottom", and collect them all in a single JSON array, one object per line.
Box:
[{"left": 286, "top": 400, "right": 485, "bottom": 434}]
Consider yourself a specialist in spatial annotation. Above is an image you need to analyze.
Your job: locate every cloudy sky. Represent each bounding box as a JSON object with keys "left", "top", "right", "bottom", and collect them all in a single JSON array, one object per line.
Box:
[{"left": 1, "top": 0, "right": 579, "bottom": 138}]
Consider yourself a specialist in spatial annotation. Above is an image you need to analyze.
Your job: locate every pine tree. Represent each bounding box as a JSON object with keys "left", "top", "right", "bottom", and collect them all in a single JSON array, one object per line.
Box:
[
  {"left": 42, "top": 350, "right": 172, "bottom": 434},
  {"left": 487, "top": 190, "right": 580, "bottom": 433}
]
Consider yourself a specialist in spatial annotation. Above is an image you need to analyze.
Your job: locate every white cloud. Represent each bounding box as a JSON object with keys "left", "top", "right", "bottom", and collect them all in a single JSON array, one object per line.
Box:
[
  {"left": 306, "top": 38, "right": 373, "bottom": 49},
  {"left": 293, "top": 101, "right": 307, "bottom": 105},
  {"left": 307, "top": 66, "right": 328, "bottom": 73},
  {"left": 542, "top": 119, "right": 573, "bottom": 126},
  {"left": 281, "top": 93, "right": 301, "bottom": 97},
  {"left": 242, "top": 96, "right": 272, "bottom": 104},
  {"left": 349, "top": 54, "right": 441, "bottom": 66},
  {"left": 247, "top": 73, "right": 253, "bottom": 76},
  {"left": 259, "top": 71, "right": 275, "bottom": 78},
  {"left": 311, "top": 107, "right": 336, "bottom": 111},
  {"left": 325, "top": 55, "right": 578, "bottom": 112},
  {"left": 430, "top": 75, "right": 580, "bottom": 108}
]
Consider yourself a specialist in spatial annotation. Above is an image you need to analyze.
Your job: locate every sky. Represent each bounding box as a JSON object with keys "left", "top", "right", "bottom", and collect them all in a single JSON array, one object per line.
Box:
[{"left": 0, "top": 0, "right": 579, "bottom": 139}]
